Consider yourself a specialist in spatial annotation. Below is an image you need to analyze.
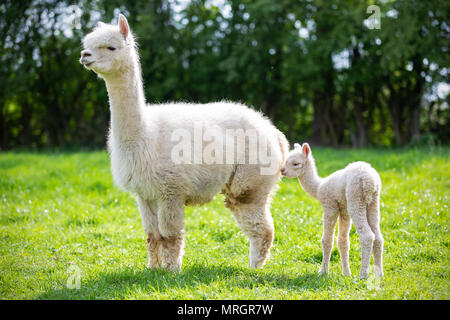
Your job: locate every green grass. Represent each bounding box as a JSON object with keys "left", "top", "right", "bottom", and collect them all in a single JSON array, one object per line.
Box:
[{"left": 0, "top": 147, "right": 449, "bottom": 299}]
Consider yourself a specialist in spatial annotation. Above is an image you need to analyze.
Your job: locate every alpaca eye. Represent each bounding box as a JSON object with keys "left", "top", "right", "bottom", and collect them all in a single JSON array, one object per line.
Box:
[
  {"left": 292, "top": 163, "right": 300, "bottom": 167},
  {"left": 107, "top": 46, "right": 116, "bottom": 51}
]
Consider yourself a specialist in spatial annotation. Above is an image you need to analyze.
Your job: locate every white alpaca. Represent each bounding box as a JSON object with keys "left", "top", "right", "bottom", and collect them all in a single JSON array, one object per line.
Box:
[
  {"left": 281, "top": 143, "right": 383, "bottom": 278},
  {"left": 80, "top": 14, "right": 288, "bottom": 271}
]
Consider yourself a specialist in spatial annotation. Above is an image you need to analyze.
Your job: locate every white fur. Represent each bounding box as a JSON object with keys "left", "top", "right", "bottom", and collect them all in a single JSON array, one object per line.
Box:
[
  {"left": 282, "top": 143, "right": 383, "bottom": 278},
  {"left": 80, "top": 14, "right": 288, "bottom": 271}
]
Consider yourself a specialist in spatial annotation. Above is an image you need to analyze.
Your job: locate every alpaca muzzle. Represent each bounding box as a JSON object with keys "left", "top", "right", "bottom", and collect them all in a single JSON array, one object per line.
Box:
[{"left": 80, "top": 50, "right": 94, "bottom": 66}]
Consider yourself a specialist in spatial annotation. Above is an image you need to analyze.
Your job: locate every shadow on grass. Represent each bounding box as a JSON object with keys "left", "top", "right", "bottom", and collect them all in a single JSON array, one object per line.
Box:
[{"left": 37, "top": 264, "right": 332, "bottom": 299}]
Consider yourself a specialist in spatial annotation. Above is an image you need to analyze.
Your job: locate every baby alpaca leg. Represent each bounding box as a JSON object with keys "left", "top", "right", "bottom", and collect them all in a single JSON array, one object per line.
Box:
[
  {"left": 367, "top": 196, "right": 383, "bottom": 277},
  {"left": 348, "top": 202, "right": 374, "bottom": 279},
  {"left": 232, "top": 202, "right": 274, "bottom": 268},
  {"left": 319, "top": 207, "right": 338, "bottom": 275},
  {"left": 137, "top": 196, "right": 160, "bottom": 268},
  {"left": 157, "top": 200, "right": 185, "bottom": 272},
  {"left": 337, "top": 214, "right": 352, "bottom": 276}
]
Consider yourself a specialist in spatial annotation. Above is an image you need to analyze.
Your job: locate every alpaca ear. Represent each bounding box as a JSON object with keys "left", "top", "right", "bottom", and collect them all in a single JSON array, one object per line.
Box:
[
  {"left": 118, "top": 14, "right": 129, "bottom": 40},
  {"left": 294, "top": 143, "right": 301, "bottom": 150},
  {"left": 302, "top": 143, "right": 311, "bottom": 156}
]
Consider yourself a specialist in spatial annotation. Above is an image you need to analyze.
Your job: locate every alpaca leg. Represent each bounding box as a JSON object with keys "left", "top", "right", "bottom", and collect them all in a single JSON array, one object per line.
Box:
[
  {"left": 319, "top": 207, "right": 339, "bottom": 275},
  {"left": 348, "top": 202, "right": 375, "bottom": 279},
  {"left": 367, "top": 195, "right": 383, "bottom": 277},
  {"left": 337, "top": 214, "right": 352, "bottom": 276},
  {"left": 137, "top": 196, "right": 160, "bottom": 268},
  {"left": 157, "top": 200, "right": 185, "bottom": 272},
  {"left": 232, "top": 201, "right": 274, "bottom": 268}
]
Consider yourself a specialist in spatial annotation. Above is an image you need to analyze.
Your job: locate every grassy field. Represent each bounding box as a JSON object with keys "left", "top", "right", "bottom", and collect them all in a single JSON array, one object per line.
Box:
[{"left": 0, "top": 147, "right": 449, "bottom": 300}]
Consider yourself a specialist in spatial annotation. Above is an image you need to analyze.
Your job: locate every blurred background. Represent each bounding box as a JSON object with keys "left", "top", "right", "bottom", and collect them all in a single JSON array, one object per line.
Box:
[{"left": 0, "top": 0, "right": 448, "bottom": 150}]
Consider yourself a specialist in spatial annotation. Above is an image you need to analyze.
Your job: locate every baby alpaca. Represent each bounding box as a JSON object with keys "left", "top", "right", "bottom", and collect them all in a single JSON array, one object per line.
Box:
[{"left": 281, "top": 143, "right": 383, "bottom": 278}]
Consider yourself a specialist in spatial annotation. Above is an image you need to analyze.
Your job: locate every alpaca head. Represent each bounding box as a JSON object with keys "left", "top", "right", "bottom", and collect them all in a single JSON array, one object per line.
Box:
[
  {"left": 80, "top": 14, "right": 136, "bottom": 77},
  {"left": 281, "top": 143, "right": 311, "bottom": 178}
]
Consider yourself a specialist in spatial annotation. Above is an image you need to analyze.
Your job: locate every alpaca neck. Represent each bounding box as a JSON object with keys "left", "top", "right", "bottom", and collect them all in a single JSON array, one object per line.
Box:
[
  {"left": 104, "top": 54, "right": 146, "bottom": 142},
  {"left": 298, "top": 157, "right": 322, "bottom": 199}
]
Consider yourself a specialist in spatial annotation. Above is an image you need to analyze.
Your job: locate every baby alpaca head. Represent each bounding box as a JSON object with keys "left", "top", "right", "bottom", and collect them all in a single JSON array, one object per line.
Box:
[
  {"left": 80, "top": 14, "right": 136, "bottom": 77},
  {"left": 281, "top": 143, "right": 312, "bottom": 178}
]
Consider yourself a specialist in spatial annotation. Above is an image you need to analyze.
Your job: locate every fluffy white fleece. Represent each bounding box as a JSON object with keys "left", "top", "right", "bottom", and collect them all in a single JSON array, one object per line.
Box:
[
  {"left": 80, "top": 14, "right": 288, "bottom": 271},
  {"left": 282, "top": 143, "right": 383, "bottom": 278}
]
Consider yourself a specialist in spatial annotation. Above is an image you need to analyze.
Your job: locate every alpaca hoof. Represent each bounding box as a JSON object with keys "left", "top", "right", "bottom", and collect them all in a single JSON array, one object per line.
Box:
[
  {"left": 147, "top": 261, "right": 160, "bottom": 269},
  {"left": 249, "top": 258, "right": 266, "bottom": 269},
  {"left": 342, "top": 270, "right": 352, "bottom": 276},
  {"left": 249, "top": 262, "right": 263, "bottom": 269},
  {"left": 168, "top": 266, "right": 181, "bottom": 273},
  {"left": 249, "top": 252, "right": 269, "bottom": 269},
  {"left": 318, "top": 269, "right": 328, "bottom": 276},
  {"left": 359, "top": 272, "right": 369, "bottom": 279},
  {"left": 374, "top": 266, "right": 384, "bottom": 277},
  {"left": 374, "top": 271, "right": 384, "bottom": 278},
  {"left": 161, "top": 261, "right": 182, "bottom": 272}
]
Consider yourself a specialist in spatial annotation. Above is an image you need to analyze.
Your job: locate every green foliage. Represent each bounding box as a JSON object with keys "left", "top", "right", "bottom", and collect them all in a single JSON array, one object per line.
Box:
[
  {"left": 0, "top": 0, "right": 448, "bottom": 149},
  {"left": 0, "top": 147, "right": 449, "bottom": 299}
]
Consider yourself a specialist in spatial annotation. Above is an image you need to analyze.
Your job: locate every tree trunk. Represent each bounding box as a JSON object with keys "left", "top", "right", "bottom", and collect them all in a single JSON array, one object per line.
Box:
[
  {"left": 385, "top": 83, "right": 404, "bottom": 146},
  {"left": 410, "top": 105, "right": 421, "bottom": 141},
  {"left": 310, "top": 91, "right": 327, "bottom": 146},
  {"left": 0, "top": 102, "right": 6, "bottom": 150},
  {"left": 409, "top": 55, "right": 424, "bottom": 142},
  {"left": 426, "top": 101, "right": 435, "bottom": 133},
  {"left": 353, "top": 102, "right": 367, "bottom": 148}
]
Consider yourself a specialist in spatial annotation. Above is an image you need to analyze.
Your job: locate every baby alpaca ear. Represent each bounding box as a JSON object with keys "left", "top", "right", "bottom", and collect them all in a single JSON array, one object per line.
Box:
[
  {"left": 118, "top": 14, "right": 129, "bottom": 40},
  {"left": 294, "top": 143, "right": 301, "bottom": 150},
  {"left": 302, "top": 143, "right": 311, "bottom": 156}
]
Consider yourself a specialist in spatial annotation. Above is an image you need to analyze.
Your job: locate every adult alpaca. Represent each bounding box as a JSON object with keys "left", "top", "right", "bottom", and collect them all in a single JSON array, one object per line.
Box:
[{"left": 80, "top": 14, "right": 288, "bottom": 271}]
